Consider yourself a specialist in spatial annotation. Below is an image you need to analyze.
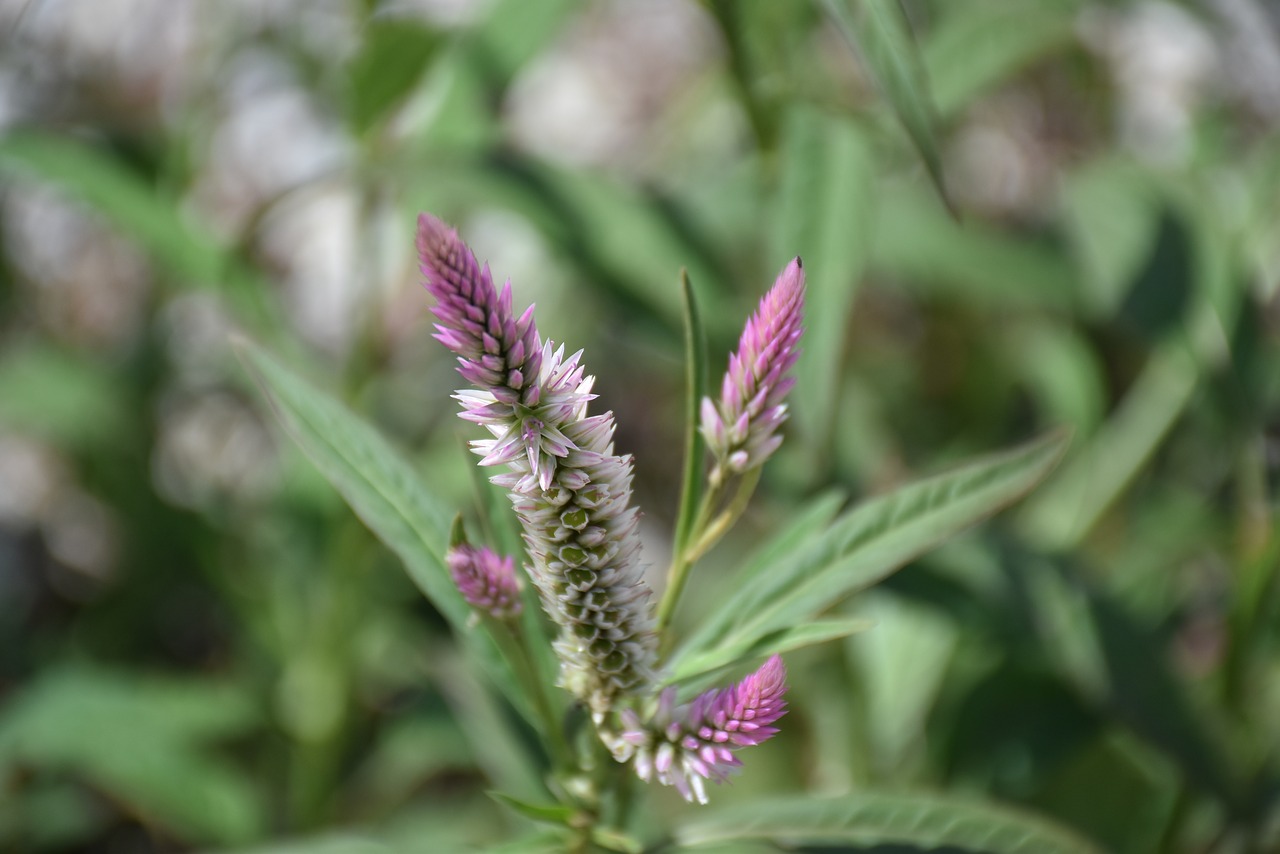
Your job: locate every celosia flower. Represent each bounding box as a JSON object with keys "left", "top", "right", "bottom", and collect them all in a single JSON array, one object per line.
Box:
[
  {"left": 447, "top": 543, "right": 522, "bottom": 620},
  {"left": 617, "top": 655, "right": 788, "bottom": 804},
  {"left": 701, "top": 259, "right": 805, "bottom": 486},
  {"left": 418, "top": 214, "right": 656, "bottom": 718}
]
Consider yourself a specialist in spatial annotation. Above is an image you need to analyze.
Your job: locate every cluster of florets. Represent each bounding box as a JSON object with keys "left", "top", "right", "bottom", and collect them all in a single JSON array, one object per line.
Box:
[
  {"left": 446, "top": 543, "right": 522, "bottom": 621},
  {"left": 617, "top": 656, "right": 788, "bottom": 803},
  {"left": 419, "top": 214, "right": 655, "bottom": 719},
  {"left": 700, "top": 257, "right": 805, "bottom": 486},
  {"left": 419, "top": 212, "right": 800, "bottom": 799}
]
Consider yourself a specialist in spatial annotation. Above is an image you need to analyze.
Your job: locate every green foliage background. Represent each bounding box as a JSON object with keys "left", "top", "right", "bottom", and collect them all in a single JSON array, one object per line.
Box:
[{"left": 1, "top": 0, "right": 1279, "bottom": 851}]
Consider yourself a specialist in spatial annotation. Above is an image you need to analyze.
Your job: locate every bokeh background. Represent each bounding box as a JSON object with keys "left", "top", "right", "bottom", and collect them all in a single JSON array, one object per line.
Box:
[{"left": 2, "top": 0, "right": 1280, "bottom": 851}]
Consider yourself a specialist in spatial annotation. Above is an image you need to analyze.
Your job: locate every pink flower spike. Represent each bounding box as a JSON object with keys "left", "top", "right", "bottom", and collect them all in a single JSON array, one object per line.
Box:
[
  {"left": 446, "top": 543, "right": 522, "bottom": 620},
  {"left": 419, "top": 214, "right": 657, "bottom": 718},
  {"left": 701, "top": 259, "right": 805, "bottom": 485},
  {"left": 616, "top": 656, "right": 789, "bottom": 804}
]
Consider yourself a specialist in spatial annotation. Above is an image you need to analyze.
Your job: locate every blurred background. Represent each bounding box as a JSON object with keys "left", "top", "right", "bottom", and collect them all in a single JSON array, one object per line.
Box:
[{"left": 1, "top": 0, "right": 1279, "bottom": 851}]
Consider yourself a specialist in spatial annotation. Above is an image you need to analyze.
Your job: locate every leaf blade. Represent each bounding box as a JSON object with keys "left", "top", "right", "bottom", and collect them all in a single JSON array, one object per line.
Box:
[
  {"left": 667, "top": 617, "right": 875, "bottom": 686},
  {"left": 676, "top": 793, "right": 1103, "bottom": 853},
  {"left": 692, "top": 433, "right": 1069, "bottom": 663},
  {"left": 821, "top": 0, "right": 948, "bottom": 206}
]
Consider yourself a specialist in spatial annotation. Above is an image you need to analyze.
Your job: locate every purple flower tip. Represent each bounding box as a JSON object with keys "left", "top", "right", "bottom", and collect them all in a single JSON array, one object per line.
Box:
[
  {"left": 446, "top": 543, "right": 523, "bottom": 620},
  {"left": 617, "top": 655, "right": 789, "bottom": 803},
  {"left": 701, "top": 259, "right": 805, "bottom": 483},
  {"left": 417, "top": 214, "right": 544, "bottom": 408}
]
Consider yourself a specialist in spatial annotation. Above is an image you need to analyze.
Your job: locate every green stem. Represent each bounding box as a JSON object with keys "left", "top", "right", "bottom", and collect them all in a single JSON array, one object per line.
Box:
[
  {"left": 488, "top": 617, "right": 572, "bottom": 772},
  {"left": 686, "top": 468, "right": 761, "bottom": 565},
  {"left": 657, "top": 485, "right": 721, "bottom": 637},
  {"left": 656, "top": 467, "right": 762, "bottom": 647},
  {"left": 672, "top": 271, "right": 708, "bottom": 563}
]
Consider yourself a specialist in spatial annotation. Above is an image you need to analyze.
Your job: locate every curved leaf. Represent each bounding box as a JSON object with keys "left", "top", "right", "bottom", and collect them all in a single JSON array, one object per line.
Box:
[
  {"left": 773, "top": 106, "right": 874, "bottom": 453},
  {"left": 236, "top": 341, "right": 550, "bottom": 757},
  {"left": 236, "top": 340, "right": 461, "bottom": 626},
  {"left": 675, "top": 432, "right": 1069, "bottom": 669},
  {"left": 676, "top": 793, "right": 1102, "bottom": 853},
  {"left": 821, "top": 0, "right": 948, "bottom": 207},
  {"left": 667, "top": 618, "right": 874, "bottom": 686}
]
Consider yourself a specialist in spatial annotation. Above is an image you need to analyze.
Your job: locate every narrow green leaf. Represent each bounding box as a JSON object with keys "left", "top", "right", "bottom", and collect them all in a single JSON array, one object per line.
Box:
[
  {"left": 236, "top": 341, "right": 545, "bottom": 743},
  {"left": 872, "top": 185, "right": 1077, "bottom": 309},
  {"left": 481, "top": 829, "right": 572, "bottom": 854},
  {"left": 0, "top": 667, "right": 262, "bottom": 846},
  {"left": 0, "top": 132, "right": 222, "bottom": 281},
  {"left": 477, "top": 0, "right": 580, "bottom": 84},
  {"left": 849, "top": 592, "right": 956, "bottom": 774},
  {"left": 684, "top": 433, "right": 1069, "bottom": 665},
  {"left": 236, "top": 340, "right": 462, "bottom": 626},
  {"left": 1021, "top": 188, "right": 1239, "bottom": 548},
  {"left": 0, "top": 132, "right": 278, "bottom": 332},
  {"left": 347, "top": 17, "right": 440, "bottom": 135},
  {"left": 590, "top": 827, "right": 643, "bottom": 854},
  {"left": 431, "top": 649, "right": 545, "bottom": 800},
  {"left": 487, "top": 792, "right": 575, "bottom": 826},
  {"left": 676, "top": 491, "right": 845, "bottom": 659},
  {"left": 1019, "top": 341, "right": 1198, "bottom": 549},
  {"left": 773, "top": 106, "right": 873, "bottom": 452},
  {"left": 1059, "top": 156, "right": 1160, "bottom": 319},
  {"left": 668, "top": 617, "right": 875, "bottom": 685},
  {"left": 821, "top": 0, "right": 949, "bottom": 207},
  {"left": 0, "top": 345, "right": 129, "bottom": 448},
  {"left": 676, "top": 793, "right": 1103, "bottom": 853},
  {"left": 673, "top": 270, "right": 709, "bottom": 560},
  {"left": 924, "top": 0, "right": 1077, "bottom": 117}
]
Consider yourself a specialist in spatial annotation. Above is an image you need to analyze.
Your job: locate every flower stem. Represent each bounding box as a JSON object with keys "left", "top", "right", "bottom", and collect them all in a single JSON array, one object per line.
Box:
[
  {"left": 487, "top": 616, "right": 572, "bottom": 772},
  {"left": 656, "top": 486, "right": 718, "bottom": 637},
  {"left": 656, "top": 467, "right": 761, "bottom": 643}
]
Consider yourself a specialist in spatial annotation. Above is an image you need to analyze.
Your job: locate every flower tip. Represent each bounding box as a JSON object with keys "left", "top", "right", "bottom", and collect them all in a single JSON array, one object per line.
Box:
[
  {"left": 415, "top": 212, "right": 452, "bottom": 250},
  {"left": 778, "top": 257, "right": 806, "bottom": 294},
  {"left": 759, "top": 654, "right": 786, "bottom": 687}
]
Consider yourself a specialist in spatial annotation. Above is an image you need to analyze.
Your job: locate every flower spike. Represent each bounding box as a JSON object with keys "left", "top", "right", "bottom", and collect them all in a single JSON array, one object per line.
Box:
[
  {"left": 447, "top": 542, "right": 523, "bottom": 621},
  {"left": 419, "top": 214, "right": 657, "bottom": 718},
  {"left": 701, "top": 258, "right": 805, "bottom": 486},
  {"left": 617, "top": 655, "right": 789, "bottom": 804}
]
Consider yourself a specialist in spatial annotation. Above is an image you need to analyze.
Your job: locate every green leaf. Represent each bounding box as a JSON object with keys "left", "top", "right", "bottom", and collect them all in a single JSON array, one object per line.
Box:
[
  {"left": 347, "top": 17, "right": 441, "bottom": 135},
  {"left": 0, "top": 667, "right": 262, "bottom": 846},
  {"left": 475, "top": 0, "right": 580, "bottom": 84},
  {"left": 849, "top": 592, "right": 956, "bottom": 774},
  {"left": 1018, "top": 340, "right": 1198, "bottom": 549},
  {"left": 236, "top": 340, "right": 462, "bottom": 625},
  {"left": 488, "top": 792, "right": 576, "bottom": 826},
  {"left": 872, "top": 184, "right": 1077, "bottom": 309},
  {"left": 675, "top": 793, "right": 1103, "bottom": 852},
  {"left": 590, "top": 827, "right": 644, "bottom": 854},
  {"left": 924, "top": 0, "right": 1077, "bottom": 118},
  {"left": 348, "top": 715, "right": 475, "bottom": 808},
  {"left": 678, "top": 433, "right": 1069, "bottom": 666},
  {"left": 821, "top": 0, "right": 948, "bottom": 207},
  {"left": 673, "top": 270, "right": 709, "bottom": 560},
  {"left": 0, "top": 132, "right": 280, "bottom": 333},
  {"left": 0, "top": 345, "right": 129, "bottom": 448},
  {"left": 1021, "top": 185, "right": 1239, "bottom": 549},
  {"left": 773, "top": 106, "right": 874, "bottom": 452},
  {"left": 668, "top": 617, "right": 874, "bottom": 686},
  {"left": 481, "top": 829, "right": 572, "bottom": 854},
  {"left": 236, "top": 341, "right": 547, "bottom": 751},
  {"left": 0, "top": 132, "right": 222, "bottom": 280},
  {"left": 1058, "top": 156, "right": 1160, "bottom": 319},
  {"left": 674, "top": 490, "right": 844, "bottom": 660}
]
